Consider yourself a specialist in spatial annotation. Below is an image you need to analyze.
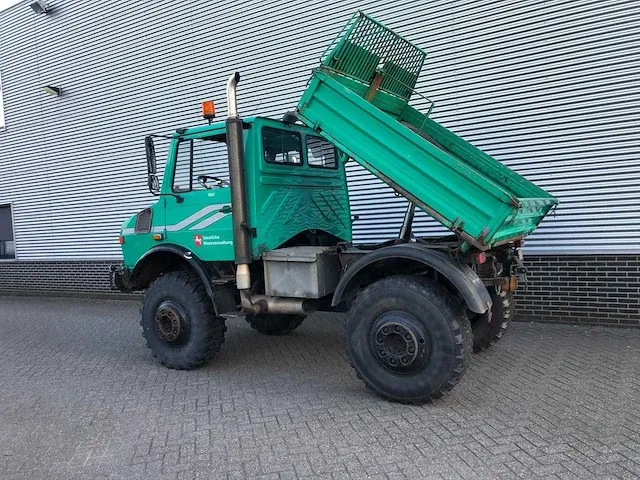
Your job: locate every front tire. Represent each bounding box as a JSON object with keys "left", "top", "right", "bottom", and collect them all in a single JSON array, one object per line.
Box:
[
  {"left": 245, "top": 314, "right": 305, "bottom": 335},
  {"left": 141, "top": 271, "right": 226, "bottom": 369},
  {"left": 344, "top": 275, "right": 472, "bottom": 404}
]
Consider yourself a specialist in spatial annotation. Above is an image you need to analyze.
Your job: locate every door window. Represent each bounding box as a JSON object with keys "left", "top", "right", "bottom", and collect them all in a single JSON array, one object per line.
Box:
[{"left": 172, "top": 135, "right": 229, "bottom": 193}]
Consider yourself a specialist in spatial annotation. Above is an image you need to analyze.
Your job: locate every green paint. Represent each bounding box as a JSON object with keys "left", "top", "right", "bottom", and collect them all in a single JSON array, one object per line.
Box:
[{"left": 120, "top": 117, "right": 351, "bottom": 269}]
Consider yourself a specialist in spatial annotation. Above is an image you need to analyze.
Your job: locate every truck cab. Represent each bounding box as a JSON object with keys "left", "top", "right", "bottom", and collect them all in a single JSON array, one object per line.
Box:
[{"left": 119, "top": 116, "right": 351, "bottom": 270}]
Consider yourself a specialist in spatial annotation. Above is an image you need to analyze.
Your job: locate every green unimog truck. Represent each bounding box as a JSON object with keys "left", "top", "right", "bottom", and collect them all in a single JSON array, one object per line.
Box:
[{"left": 111, "top": 12, "right": 557, "bottom": 404}]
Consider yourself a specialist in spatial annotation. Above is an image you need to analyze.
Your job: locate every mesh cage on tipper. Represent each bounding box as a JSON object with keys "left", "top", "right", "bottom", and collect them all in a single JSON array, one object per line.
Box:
[{"left": 320, "top": 11, "right": 428, "bottom": 104}]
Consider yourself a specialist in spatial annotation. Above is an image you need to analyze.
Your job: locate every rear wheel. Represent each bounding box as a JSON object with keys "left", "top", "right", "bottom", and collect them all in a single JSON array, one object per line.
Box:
[
  {"left": 470, "top": 289, "right": 514, "bottom": 353},
  {"left": 344, "top": 275, "right": 472, "bottom": 404},
  {"left": 141, "top": 271, "right": 226, "bottom": 369},
  {"left": 246, "top": 314, "right": 305, "bottom": 335}
]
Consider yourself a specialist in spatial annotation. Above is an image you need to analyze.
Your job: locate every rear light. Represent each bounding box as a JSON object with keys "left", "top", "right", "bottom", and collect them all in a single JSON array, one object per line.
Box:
[
  {"left": 118, "top": 236, "right": 125, "bottom": 244},
  {"left": 474, "top": 252, "right": 487, "bottom": 264}
]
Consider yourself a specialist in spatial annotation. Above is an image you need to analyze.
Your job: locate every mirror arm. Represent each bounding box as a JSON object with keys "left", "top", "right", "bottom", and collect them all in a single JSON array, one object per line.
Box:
[{"left": 159, "top": 193, "right": 184, "bottom": 203}]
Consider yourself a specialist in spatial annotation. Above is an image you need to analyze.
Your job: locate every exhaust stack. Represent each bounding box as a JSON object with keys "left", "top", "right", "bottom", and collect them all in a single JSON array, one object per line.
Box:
[{"left": 226, "top": 72, "right": 252, "bottom": 289}]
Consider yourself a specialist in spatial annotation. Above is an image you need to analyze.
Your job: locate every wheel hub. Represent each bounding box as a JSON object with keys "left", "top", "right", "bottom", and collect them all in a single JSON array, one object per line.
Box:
[
  {"left": 154, "top": 302, "right": 183, "bottom": 343},
  {"left": 371, "top": 312, "right": 430, "bottom": 374}
]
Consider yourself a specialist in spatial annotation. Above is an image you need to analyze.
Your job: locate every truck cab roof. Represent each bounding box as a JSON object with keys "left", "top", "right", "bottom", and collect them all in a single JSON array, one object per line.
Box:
[{"left": 172, "top": 116, "right": 304, "bottom": 139}]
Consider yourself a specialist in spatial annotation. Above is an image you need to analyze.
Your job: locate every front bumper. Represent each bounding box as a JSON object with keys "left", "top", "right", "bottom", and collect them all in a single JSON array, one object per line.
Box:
[{"left": 109, "top": 265, "right": 134, "bottom": 292}]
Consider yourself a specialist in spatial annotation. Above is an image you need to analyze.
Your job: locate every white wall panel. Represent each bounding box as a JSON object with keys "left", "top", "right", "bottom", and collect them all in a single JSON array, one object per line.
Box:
[{"left": 0, "top": 0, "right": 638, "bottom": 259}]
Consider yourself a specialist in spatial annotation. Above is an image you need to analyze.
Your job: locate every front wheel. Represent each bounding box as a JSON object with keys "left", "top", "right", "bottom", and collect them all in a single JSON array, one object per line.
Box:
[
  {"left": 141, "top": 271, "right": 226, "bottom": 369},
  {"left": 344, "top": 275, "right": 472, "bottom": 404}
]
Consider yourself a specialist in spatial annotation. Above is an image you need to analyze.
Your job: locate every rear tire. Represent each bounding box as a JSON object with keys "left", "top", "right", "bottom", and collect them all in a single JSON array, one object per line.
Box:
[
  {"left": 141, "top": 271, "right": 226, "bottom": 369},
  {"left": 344, "top": 275, "right": 472, "bottom": 404},
  {"left": 471, "top": 289, "right": 514, "bottom": 353},
  {"left": 246, "top": 314, "right": 305, "bottom": 335}
]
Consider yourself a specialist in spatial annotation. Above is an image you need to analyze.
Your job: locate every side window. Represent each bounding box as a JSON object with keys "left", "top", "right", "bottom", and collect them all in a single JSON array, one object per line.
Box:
[
  {"left": 306, "top": 136, "right": 338, "bottom": 169},
  {"left": 0, "top": 205, "right": 15, "bottom": 259},
  {"left": 172, "top": 136, "right": 229, "bottom": 193},
  {"left": 263, "top": 128, "right": 302, "bottom": 165}
]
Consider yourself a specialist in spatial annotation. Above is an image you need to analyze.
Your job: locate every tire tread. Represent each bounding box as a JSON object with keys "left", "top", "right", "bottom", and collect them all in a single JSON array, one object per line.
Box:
[
  {"left": 472, "top": 291, "right": 513, "bottom": 353},
  {"left": 246, "top": 314, "right": 305, "bottom": 336},
  {"left": 141, "top": 270, "right": 226, "bottom": 369},
  {"left": 344, "top": 275, "right": 472, "bottom": 405}
]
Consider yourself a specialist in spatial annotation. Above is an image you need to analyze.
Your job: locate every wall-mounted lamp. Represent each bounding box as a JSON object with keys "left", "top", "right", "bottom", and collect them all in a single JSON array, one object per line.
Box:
[
  {"left": 43, "top": 86, "right": 62, "bottom": 96},
  {"left": 29, "top": 1, "right": 51, "bottom": 14}
]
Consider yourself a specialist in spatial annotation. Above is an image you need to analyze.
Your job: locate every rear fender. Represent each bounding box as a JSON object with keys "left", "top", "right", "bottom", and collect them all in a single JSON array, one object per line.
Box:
[{"left": 332, "top": 243, "right": 491, "bottom": 314}]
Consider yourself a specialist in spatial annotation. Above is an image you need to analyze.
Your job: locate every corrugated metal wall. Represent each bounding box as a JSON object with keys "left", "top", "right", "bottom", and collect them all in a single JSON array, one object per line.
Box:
[{"left": 0, "top": 0, "right": 638, "bottom": 260}]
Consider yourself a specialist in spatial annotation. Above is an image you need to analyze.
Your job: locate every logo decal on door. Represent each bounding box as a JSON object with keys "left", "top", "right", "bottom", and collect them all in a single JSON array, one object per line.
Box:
[{"left": 194, "top": 234, "right": 203, "bottom": 247}]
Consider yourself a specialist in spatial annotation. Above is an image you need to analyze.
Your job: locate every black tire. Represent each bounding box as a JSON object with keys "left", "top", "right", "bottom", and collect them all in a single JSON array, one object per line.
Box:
[
  {"left": 141, "top": 270, "right": 226, "bottom": 369},
  {"left": 470, "top": 289, "right": 514, "bottom": 353},
  {"left": 246, "top": 314, "right": 305, "bottom": 335},
  {"left": 344, "top": 275, "right": 472, "bottom": 404}
]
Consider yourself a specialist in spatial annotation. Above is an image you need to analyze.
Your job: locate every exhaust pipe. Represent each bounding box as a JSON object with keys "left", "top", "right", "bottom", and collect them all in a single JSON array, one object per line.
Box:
[
  {"left": 226, "top": 72, "right": 255, "bottom": 311},
  {"left": 240, "top": 290, "right": 316, "bottom": 315},
  {"left": 226, "top": 72, "right": 252, "bottom": 288}
]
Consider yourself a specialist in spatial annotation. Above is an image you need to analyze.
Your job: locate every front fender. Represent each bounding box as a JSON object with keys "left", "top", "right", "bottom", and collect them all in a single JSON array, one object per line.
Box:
[
  {"left": 131, "top": 244, "right": 215, "bottom": 300},
  {"left": 332, "top": 243, "right": 492, "bottom": 314}
]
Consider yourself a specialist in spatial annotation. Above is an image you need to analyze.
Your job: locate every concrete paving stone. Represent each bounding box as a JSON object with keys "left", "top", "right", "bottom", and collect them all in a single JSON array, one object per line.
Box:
[{"left": 0, "top": 296, "right": 639, "bottom": 479}]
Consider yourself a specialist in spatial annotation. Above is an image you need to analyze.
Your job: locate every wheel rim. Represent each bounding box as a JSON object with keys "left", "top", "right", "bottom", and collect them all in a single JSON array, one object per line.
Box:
[
  {"left": 154, "top": 301, "right": 188, "bottom": 344},
  {"left": 370, "top": 311, "right": 431, "bottom": 374}
]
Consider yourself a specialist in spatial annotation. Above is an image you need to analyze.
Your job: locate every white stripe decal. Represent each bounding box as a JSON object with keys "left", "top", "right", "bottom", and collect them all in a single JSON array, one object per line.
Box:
[
  {"left": 189, "top": 212, "right": 229, "bottom": 230},
  {"left": 165, "top": 204, "right": 223, "bottom": 232},
  {"left": 122, "top": 204, "right": 227, "bottom": 235},
  {"left": 123, "top": 226, "right": 162, "bottom": 234}
]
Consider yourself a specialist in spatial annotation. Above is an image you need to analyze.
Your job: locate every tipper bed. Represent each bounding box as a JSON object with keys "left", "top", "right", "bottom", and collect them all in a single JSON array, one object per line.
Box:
[{"left": 296, "top": 11, "right": 557, "bottom": 251}]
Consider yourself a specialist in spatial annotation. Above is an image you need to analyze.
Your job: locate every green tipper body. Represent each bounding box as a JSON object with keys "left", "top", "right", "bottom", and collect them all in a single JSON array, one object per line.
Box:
[
  {"left": 120, "top": 117, "right": 351, "bottom": 269},
  {"left": 296, "top": 12, "right": 557, "bottom": 250}
]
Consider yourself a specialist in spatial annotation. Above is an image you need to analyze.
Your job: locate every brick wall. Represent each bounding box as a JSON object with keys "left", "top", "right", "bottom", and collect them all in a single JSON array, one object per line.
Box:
[
  {"left": 0, "top": 260, "right": 125, "bottom": 298},
  {"left": 515, "top": 254, "right": 640, "bottom": 327},
  {"left": 1, "top": 256, "right": 639, "bottom": 327}
]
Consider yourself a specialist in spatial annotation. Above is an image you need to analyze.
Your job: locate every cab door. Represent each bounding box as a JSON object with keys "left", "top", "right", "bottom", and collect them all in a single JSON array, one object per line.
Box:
[
  {"left": 253, "top": 122, "right": 351, "bottom": 250},
  {"left": 163, "top": 134, "right": 234, "bottom": 261}
]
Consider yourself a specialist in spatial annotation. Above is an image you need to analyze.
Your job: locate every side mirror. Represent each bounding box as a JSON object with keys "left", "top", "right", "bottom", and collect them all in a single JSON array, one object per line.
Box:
[
  {"left": 145, "top": 136, "right": 159, "bottom": 195},
  {"left": 145, "top": 135, "right": 157, "bottom": 174},
  {"left": 148, "top": 174, "right": 159, "bottom": 192}
]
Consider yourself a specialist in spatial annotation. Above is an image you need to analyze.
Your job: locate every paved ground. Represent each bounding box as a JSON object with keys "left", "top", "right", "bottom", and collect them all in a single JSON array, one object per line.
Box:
[{"left": 0, "top": 297, "right": 639, "bottom": 480}]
